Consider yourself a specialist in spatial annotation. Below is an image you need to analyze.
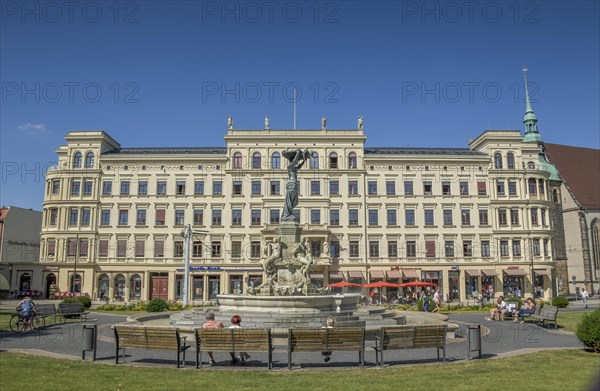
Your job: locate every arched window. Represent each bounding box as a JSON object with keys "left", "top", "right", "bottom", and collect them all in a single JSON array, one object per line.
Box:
[
  {"left": 527, "top": 161, "right": 536, "bottom": 170},
  {"left": 348, "top": 152, "right": 357, "bottom": 169},
  {"left": 494, "top": 153, "right": 503, "bottom": 169},
  {"left": 528, "top": 178, "right": 537, "bottom": 194},
  {"left": 329, "top": 152, "right": 338, "bottom": 169},
  {"left": 84, "top": 152, "right": 94, "bottom": 168},
  {"left": 591, "top": 219, "right": 600, "bottom": 270},
  {"left": 233, "top": 152, "right": 242, "bottom": 169},
  {"left": 252, "top": 152, "right": 262, "bottom": 169},
  {"left": 310, "top": 152, "right": 319, "bottom": 169},
  {"left": 130, "top": 274, "right": 142, "bottom": 300},
  {"left": 271, "top": 152, "right": 281, "bottom": 169},
  {"left": 507, "top": 152, "right": 515, "bottom": 169},
  {"left": 73, "top": 152, "right": 82, "bottom": 169},
  {"left": 114, "top": 274, "right": 125, "bottom": 300},
  {"left": 70, "top": 273, "right": 81, "bottom": 293},
  {"left": 98, "top": 274, "right": 109, "bottom": 300}
]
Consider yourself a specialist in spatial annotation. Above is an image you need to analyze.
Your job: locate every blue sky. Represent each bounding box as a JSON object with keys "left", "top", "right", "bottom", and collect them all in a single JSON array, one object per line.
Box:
[{"left": 1, "top": 0, "right": 599, "bottom": 210}]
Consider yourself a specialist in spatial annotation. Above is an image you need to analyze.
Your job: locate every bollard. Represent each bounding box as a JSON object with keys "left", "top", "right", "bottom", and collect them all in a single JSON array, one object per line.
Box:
[
  {"left": 467, "top": 323, "right": 481, "bottom": 359},
  {"left": 82, "top": 324, "right": 97, "bottom": 361}
]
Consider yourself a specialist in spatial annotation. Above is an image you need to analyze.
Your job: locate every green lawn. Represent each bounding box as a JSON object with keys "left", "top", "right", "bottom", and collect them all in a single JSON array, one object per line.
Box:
[
  {"left": 89, "top": 309, "right": 142, "bottom": 316},
  {"left": 0, "top": 309, "right": 83, "bottom": 332},
  {"left": 0, "top": 350, "right": 598, "bottom": 391},
  {"left": 557, "top": 311, "right": 587, "bottom": 333}
]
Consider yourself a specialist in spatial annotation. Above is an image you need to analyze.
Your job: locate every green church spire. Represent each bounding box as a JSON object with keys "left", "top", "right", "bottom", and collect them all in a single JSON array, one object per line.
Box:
[{"left": 522, "top": 68, "right": 541, "bottom": 142}]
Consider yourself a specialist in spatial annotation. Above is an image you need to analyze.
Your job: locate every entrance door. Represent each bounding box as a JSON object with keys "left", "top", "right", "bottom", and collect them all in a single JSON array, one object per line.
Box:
[
  {"left": 46, "top": 274, "right": 57, "bottom": 299},
  {"left": 151, "top": 276, "right": 168, "bottom": 300}
]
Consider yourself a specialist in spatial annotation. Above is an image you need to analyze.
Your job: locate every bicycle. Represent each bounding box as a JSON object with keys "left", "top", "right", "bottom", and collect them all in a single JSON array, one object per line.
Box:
[{"left": 9, "top": 307, "right": 46, "bottom": 333}]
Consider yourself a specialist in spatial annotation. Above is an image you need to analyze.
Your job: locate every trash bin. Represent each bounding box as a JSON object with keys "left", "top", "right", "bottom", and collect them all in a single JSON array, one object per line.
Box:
[
  {"left": 467, "top": 324, "right": 481, "bottom": 359},
  {"left": 82, "top": 324, "right": 97, "bottom": 361}
]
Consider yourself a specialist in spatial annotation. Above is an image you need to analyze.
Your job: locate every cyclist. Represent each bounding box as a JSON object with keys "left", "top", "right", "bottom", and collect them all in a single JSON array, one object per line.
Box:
[{"left": 17, "top": 295, "right": 35, "bottom": 329}]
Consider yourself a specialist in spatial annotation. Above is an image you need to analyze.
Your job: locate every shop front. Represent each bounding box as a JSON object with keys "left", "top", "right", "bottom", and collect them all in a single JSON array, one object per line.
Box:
[
  {"left": 503, "top": 268, "right": 527, "bottom": 298},
  {"left": 465, "top": 270, "right": 481, "bottom": 303},
  {"left": 534, "top": 270, "right": 550, "bottom": 299},
  {"left": 481, "top": 269, "right": 498, "bottom": 302}
]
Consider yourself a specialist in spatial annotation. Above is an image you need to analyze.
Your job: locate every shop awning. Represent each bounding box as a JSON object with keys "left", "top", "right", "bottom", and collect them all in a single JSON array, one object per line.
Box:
[
  {"left": 370, "top": 270, "right": 385, "bottom": 279},
  {"left": 310, "top": 273, "right": 324, "bottom": 279},
  {"left": 465, "top": 270, "right": 481, "bottom": 277},
  {"left": 329, "top": 272, "right": 344, "bottom": 280},
  {"left": 348, "top": 271, "right": 364, "bottom": 279},
  {"left": 534, "top": 270, "right": 551, "bottom": 276},
  {"left": 481, "top": 269, "right": 499, "bottom": 277},
  {"left": 387, "top": 270, "right": 402, "bottom": 279},
  {"left": 402, "top": 269, "right": 420, "bottom": 279},
  {"left": 503, "top": 269, "right": 528, "bottom": 276}
]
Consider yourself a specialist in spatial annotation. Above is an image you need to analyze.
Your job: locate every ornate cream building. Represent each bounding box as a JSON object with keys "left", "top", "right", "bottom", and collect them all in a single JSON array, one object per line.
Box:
[{"left": 38, "top": 82, "right": 565, "bottom": 303}]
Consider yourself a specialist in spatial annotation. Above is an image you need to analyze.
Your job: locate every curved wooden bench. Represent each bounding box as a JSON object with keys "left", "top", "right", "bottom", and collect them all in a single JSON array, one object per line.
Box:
[
  {"left": 374, "top": 324, "right": 447, "bottom": 366},
  {"left": 114, "top": 325, "right": 190, "bottom": 368},
  {"left": 195, "top": 328, "right": 273, "bottom": 369},
  {"left": 287, "top": 327, "right": 365, "bottom": 369}
]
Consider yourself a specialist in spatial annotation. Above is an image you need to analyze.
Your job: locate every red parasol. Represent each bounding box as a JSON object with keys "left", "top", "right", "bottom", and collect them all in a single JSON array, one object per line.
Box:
[
  {"left": 398, "top": 281, "right": 437, "bottom": 288},
  {"left": 327, "top": 281, "right": 363, "bottom": 288},
  {"left": 362, "top": 281, "right": 403, "bottom": 289}
]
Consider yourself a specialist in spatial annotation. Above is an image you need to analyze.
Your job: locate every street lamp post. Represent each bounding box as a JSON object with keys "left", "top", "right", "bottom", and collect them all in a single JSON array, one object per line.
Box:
[
  {"left": 530, "top": 239, "right": 535, "bottom": 299},
  {"left": 181, "top": 225, "right": 208, "bottom": 307}
]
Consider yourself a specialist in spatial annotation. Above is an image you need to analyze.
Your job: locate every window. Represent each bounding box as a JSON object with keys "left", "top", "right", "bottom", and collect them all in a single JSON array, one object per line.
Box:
[
  {"left": 135, "top": 241, "right": 145, "bottom": 257},
  {"left": 251, "top": 209, "right": 261, "bottom": 225},
  {"left": 193, "top": 209, "right": 203, "bottom": 225},
  {"left": 423, "top": 181, "right": 433, "bottom": 195},
  {"left": 52, "top": 179, "right": 61, "bottom": 194},
  {"left": 369, "top": 241, "right": 379, "bottom": 258},
  {"left": 442, "top": 181, "right": 451, "bottom": 195},
  {"left": 348, "top": 152, "right": 357, "bottom": 169},
  {"left": 528, "top": 161, "right": 536, "bottom": 170},
  {"left": 270, "top": 209, "right": 280, "bottom": 224},
  {"left": 232, "top": 180, "right": 242, "bottom": 195},
  {"left": 211, "top": 241, "right": 221, "bottom": 258},
  {"left": 404, "top": 181, "right": 414, "bottom": 195},
  {"left": 81, "top": 208, "right": 91, "bottom": 226},
  {"left": 543, "top": 239, "right": 549, "bottom": 256},
  {"left": 349, "top": 241, "right": 359, "bottom": 257},
  {"left": 330, "top": 241, "right": 340, "bottom": 258},
  {"left": 231, "top": 241, "right": 241, "bottom": 258},
  {"left": 348, "top": 180, "right": 359, "bottom": 195},
  {"left": 500, "top": 240, "right": 509, "bottom": 256},
  {"left": 498, "top": 209, "right": 507, "bottom": 225},
  {"left": 386, "top": 180, "right": 396, "bottom": 195},
  {"left": 194, "top": 180, "right": 204, "bottom": 195},
  {"left": 84, "top": 152, "right": 94, "bottom": 168},
  {"left": 310, "top": 209, "right": 321, "bottom": 224},
  {"left": 388, "top": 241, "right": 398, "bottom": 258},
  {"left": 138, "top": 180, "right": 148, "bottom": 195},
  {"left": 508, "top": 181, "right": 517, "bottom": 196},
  {"left": 175, "top": 209, "right": 185, "bottom": 225},
  {"left": 329, "top": 180, "right": 339, "bottom": 195},
  {"left": 496, "top": 180, "right": 505, "bottom": 196},
  {"left": 157, "top": 180, "right": 167, "bottom": 195},
  {"left": 387, "top": 209, "right": 397, "bottom": 226},
  {"left": 349, "top": 209, "right": 359, "bottom": 225},
  {"left": 506, "top": 152, "right": 515, "bottom": 169},
  {"left": 69, "top": 208, "right": 79, "bottom": 225},
  {"left": 540, "top": 208, "right": 546, "bottom": 225},
  {"left": 46, "top": 239, "right": 56, "bottom": 257},
  {"left": 101, "top": 210, "right": 110, "bottom": 225},
  {"left": 512, "top": 240, "right": 522, "bottom": 256},
  {"left": 368, "top": 209, "right": 378, "bottom": 226},
  {"left": 293, "top": 209, "right": 300, "bottom": 222},
  {"left": 155, "top": 209, "right": 166, "bottom": 225},
  {"left": 445, "top": 241, "right": 455, "bottom": 257},
  {"left": 533, "top": 239, "right": 541, "bottom": 256},
  {"left": 330, "top": 209, "right": 340, "bottom": 225},
  {"left": 212, "top": 180, "right": 223, "bottom": 195},
  {"left": 120, "top": 181, "right": 130, "bottom": 196},
  {"left": 233, "top": 152, "right": 242, "bottom": 169},
  {"left": 212, "top": 209, "right": 222, "bottom": 225},
  {"left": 368, "top": 181, "right": 378, "bottom": 195},
  {"left": 251, "top": 180, "right": 261, "bottom": 195},
  {"left": 424, "top": 209, "right": 434, "bottom": 226},
  {"left": 443, "top": 209, "right": 453, "bottom": 226},
  {"left": 405, "top": 209, "right": 415, "bottom": 225},
  {"left": 270, "top": 180, "right": 280, "bottom": 195},
  {"left": 119, "top": 210, "right": 128, "bottom": 226},
  {"left": 174, "top": 241, "right": 184, "bottom": 258},
  {"left": 71, "top": 180, "right": 80, "bottom": 196},
  {"left": 538, "top": 179, "right": 545, "bottom": 195},
  {"left": 191, "top": 241, "right": 202, "bottom": 258},
  {"left": 83, "top": 181, "right": 93, "bottom": 196},
  {"left": 479, "top": 209, "right": 489, "bottom": 225},
  {"left": 252, "top": 152, "right": 262, "bottom": 169},
  {"left": 271, "top": 152, "right": 280, "bottom": 169},
  {"left": 311, "top": 180, "right": 320, "bottom": 195},
  {"left": 49, "top": 209, "right": 58, "bottom": 226},
  {"left": 329, "top": 152, "right": 338, "bottom": 169},
  {"left": 481, "top": 240, "right": 490, "bottom": 257},
  {"left": 73, "top": 152, "right": 82, "bottom": 168},
  {"left": 510, "top": 209, "right": 520, "bottom": 225},
  {"left": 406, "top": 241, "right": 416, "bottom": 257},
  {"left": 528, "top": 207, "right": 538, "bottom": 225},
  {"left": 117, "top": 240, "right": 127, "bottom": 257},
  {"left": 154, "top": 240, "right": 164, "bottom": 258},
  {"left": 494, "top": 152, "right": 503, "bottom": 169},
  {"left": 232, "top": 209, "right": 242, "bottom": 226},
  {"left": 477, "top": 181, "right": 487, "bottom": 196},
  {"left": 97, "top": 240, "right": 108, "bottom": 257},
  {"left": 425, "top": 240, "right": 436, "bottom": 257},
  {"left": 251, "top": 241, "right": 261, "bottom": 258},
  {"left": 310, "top": 153, "right": 319, "bottom": 169},
  {"left": 136, "top": 209, "right": 146, "bottom": 225},
  {"left": 459, "top": 182, "right": 469, "bottom": 196},
  {"left": 528, "top": 178, "right": 537, "bottom": 194},
  {"left": 176, "top": 180, "right": 186, "bottom": 195},
  {"left": 463, "top": 240, "right": 473, "bottom": 257},
  {"left": 461, "top": 209, "right": 471, "bottom": 225}
]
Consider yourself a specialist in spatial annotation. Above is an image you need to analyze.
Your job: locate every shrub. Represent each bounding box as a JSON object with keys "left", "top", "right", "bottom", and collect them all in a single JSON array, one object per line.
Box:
[
  {"left": 576, "top": 308, "right": 600, "bottom": 352},
  {"left": 146, "top": 298, "right": 168, "bottom": 312},
  {"left": 61, "top": 298, "right": 83, "bottom": 308},
  {"left": 552, "top": 296, "right": 569, "bottom": 308},
  {"left": 76, "top": 295, "right": 92, "bottom": 309}
]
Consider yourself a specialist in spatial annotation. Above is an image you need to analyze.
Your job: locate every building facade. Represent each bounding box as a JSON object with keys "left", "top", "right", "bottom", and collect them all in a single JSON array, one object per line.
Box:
[{"left": 38, "top": 83, "right": 563, "bottom": 303}]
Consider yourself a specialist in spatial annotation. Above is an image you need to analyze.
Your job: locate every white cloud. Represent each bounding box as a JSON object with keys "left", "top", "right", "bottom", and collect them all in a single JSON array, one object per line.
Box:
[{"left": 17, "top": 123, "right": 49, "bottom": 134}]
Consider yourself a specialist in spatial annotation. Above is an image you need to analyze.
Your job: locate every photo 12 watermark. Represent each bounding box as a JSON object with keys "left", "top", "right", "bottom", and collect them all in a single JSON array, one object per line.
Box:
[
  {"left": 1, "top": 1, "right": 140, "bottom": 24},
  {"left": 401, "top": 81, "right": 539, "bottom": 104},
  {"left": 200, "top": 1, "right": 340, "bottom": 24},
  {"left": 201, "top": 81, "right": 340, "bottom": 103},
  {"left": 2, "top": 81, "right": 140, "bottom": 103},
  {"left": 399, "top": 1, "right": 540, "bottom": 24}
]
